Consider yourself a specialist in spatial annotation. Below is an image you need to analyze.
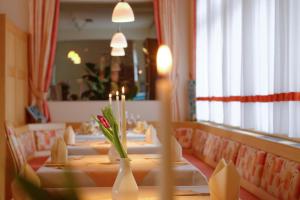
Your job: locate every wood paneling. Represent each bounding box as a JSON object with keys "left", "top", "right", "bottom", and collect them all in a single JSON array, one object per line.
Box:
[
  {"left": 4, "top": 15, "right": 28, "bottom": 126},
  {"left": 0, "top": 14, "right": 6, "bottom": 200},
  {"left": 0, "top": 14, "right": 29, "bottom": 200}
]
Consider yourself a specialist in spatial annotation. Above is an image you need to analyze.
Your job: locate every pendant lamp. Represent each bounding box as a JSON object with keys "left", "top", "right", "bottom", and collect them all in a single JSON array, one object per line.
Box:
[
  {"left": 112, "top": 1, "right": 135, "bottom": 23},
  {"left": 110, "top": 32, "right": 128, "bottom": 48},
  {"left": 111, "top": 47, "right": 125, "bottom": 56}
]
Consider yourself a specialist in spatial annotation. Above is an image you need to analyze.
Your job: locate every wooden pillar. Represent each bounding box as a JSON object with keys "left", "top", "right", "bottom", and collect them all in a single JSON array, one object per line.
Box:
[
  {"left": 0, "top": 14, "right": 7, "bottom": 200},
  {"left": 0, "top": 14, "right": 29, "bottom": 200}
]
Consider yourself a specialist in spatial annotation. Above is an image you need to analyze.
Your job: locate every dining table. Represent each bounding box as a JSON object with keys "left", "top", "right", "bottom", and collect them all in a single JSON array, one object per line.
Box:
[
  {"left": 47, "top": 186, "right": 210, "bottom": 200},
  {"left": 37, "top": 154, "right": 207, "bottom": 188},
  {"left": 68, "top": 140, "right": 160, "bottom": 155}
]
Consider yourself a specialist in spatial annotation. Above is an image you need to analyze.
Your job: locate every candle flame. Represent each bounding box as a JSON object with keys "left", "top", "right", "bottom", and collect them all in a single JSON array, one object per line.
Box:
[
  {"left": 116, "top": 91, "right": 119, "bottom": 96},
  {"left": 122, "top": 86, "right": 125, "bottom": 94},
  {"left": 156, "top": 45, "right": 172, "bottom": 75},
  {"left": 109, "top": 93, "right": 112, "bottom": 98}
]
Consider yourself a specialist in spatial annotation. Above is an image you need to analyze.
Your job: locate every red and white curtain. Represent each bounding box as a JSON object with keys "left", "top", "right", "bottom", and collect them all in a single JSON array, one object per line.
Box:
[
  {"left": 196, "top": 0, "right": 300, "bottom": 137},
  {"left": 28, "top": 0, "right": 60, "bottom": 121},
  {"left": 154, "top": 0, "right": 191, "bottom": 121}
]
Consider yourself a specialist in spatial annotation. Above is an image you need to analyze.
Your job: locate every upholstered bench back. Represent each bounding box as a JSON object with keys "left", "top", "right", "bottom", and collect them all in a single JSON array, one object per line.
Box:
[
  {"left": 28, "top": 123, "right": 65, "bottom": 151},
  {"left": 6, "top": 123, "right": 66, "bottom": 171},
  {"left": 173, "top": 128, "right": 193, "bottom": 149},
  {"left": 171, "top": 121, "right": 300, "bottom": 200},
  {"left": 261, "top": 153, "right": 300, "bottom": 200}
]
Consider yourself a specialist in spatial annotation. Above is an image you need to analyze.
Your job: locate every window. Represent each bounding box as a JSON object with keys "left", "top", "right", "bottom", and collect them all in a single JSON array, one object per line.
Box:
[{"left": 196, "top": 0, "right": 300, "bottom": 137}]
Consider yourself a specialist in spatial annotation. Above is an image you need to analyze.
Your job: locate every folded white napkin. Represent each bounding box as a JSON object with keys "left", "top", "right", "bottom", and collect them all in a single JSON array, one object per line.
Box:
[
  {"left": 64, "top": 125, "right": 75, "bottom": 145},
  {"left": 171, "top": 136, "right": 182, "bottom": 162},
  {"left": 209, "top": 159, "right": 240, "bottom": 200},
  {"left": 156, "top": 129, "right": 182, "bottom": 161},
  {"left": 51, "top": 137, "right": 68, "bottom": 164},
  {"left": 145, "top": 125, "right": 160, "bottom": 145}
]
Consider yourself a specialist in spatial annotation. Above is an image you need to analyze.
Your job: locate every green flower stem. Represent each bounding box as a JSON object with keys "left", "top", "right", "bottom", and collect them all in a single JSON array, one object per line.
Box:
[
  {"left": 99, "top": 124, "right": 114, "bottom": 143},
  {"left": 112, "top": 123, "right": 127, "bottom": 158}
]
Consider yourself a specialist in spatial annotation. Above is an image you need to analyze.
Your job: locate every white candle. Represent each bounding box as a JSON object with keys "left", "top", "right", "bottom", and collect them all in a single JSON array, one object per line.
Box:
[
  {"left": 109, "top": 93, "right": 112, "bottom": 107},
  {"left": 116, "top": 91, "right": 121, "bottom": 135},
  {"left": 121, "top": 86, "right": 127, "bottom": 151},
  {"left": 156, "top": 45, "right": 174, "bottom": 200}
]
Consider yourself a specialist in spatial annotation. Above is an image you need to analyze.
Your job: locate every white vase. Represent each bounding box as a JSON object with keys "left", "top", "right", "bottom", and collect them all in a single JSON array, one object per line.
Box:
[
  {"left": 112, "top": 158, "right": 139, "bottom": 200},
  {"left": 108, "top": 145, "right": 120, "bottom": 163}
]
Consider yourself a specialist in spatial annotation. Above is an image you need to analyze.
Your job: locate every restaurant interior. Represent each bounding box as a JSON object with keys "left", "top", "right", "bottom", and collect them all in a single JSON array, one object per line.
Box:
[{"left": 0, "top": 0, "right": 299, "bottom": 200}]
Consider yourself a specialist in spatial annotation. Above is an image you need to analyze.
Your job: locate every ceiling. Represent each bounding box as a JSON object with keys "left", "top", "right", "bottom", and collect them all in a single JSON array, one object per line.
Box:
[{"left": 58, "top": 1, "right": 156, "bottom": 41}]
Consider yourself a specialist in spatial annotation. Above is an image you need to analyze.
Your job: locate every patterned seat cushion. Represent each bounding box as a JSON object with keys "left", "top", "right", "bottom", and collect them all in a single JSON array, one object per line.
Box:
[
  {"left": 27, "top": 156, "right": 49, "bottom": 171},
  {"left": 192, "top": 129, "right": 208, "bottom": 158},
  {"left": 261, "top": 153, "right": 300, "bottom": 200},
  {"left": 16, "top": 131, "right": 37, "bottom": 160},
  {"left": 203, "top": 134, "right": 223, "bottom": 164},
  {"left": 34, "top": 130, "right": 61, "bottom": 151},
  {"left": 216, "top": 138, "right": 240, "bottom": 164},
  {"left": 236, "top": 145, "right": 266, "bottom": 186},
  {"left": 173, "top": 128, "right": 193, "bottom": 149}
]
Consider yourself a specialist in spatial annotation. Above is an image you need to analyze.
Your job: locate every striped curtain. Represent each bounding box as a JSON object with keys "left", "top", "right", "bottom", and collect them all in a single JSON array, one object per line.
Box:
[
  {"left": 28, "top": 0, "right": 60, "bottom": 121},
  {"left": 153, "top": 0, "right": 192, "bottom": 121}
]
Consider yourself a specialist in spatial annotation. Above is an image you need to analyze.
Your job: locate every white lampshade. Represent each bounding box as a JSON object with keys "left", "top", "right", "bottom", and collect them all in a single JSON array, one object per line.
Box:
[
  {"left": 111, "top": 47, "right": 125, "bottom": 56},
  {"left": 110, "top": 32, "right": 128, "bottom": 48},
  {"left": 112, "top": 2, "right": 135, "bottom": 23}
]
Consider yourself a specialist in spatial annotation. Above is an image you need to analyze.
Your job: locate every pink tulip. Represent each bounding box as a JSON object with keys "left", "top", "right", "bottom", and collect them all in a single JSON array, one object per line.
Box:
[{"left": 97, "top": 115, "right": 110, "bottom": 128}]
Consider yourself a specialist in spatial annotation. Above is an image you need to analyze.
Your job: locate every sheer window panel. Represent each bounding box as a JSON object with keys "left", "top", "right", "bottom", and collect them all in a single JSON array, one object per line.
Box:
[
  {"left": 196, "top": 0, "right": 300, "bottom": 137},
  {"left": 241, "top": 103, "right": 273, "bottom": 134},
  {"left": 196, "top": 101, "right": 210, "bottom": 121},
  {"left": 273, "top": 102, "right": 300, "bottom": 138},
  {"left": 288, "top": 102, "right": 300, "bottom": 138},
  {"left": 196, "top": 0, "right": 209, "bottom": 99},
  {"left": 223, "top": 102, "right": 241, "bottom": 127},
  {"left": 209, "top": 102, "right": 224, "bottom": 123}
]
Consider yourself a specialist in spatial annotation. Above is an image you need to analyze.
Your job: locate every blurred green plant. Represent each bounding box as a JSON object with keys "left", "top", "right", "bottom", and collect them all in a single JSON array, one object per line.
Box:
[
  {"left": 14, "top": 169, "right": 79, "bottom": 200},
  {"left": 81, "top": 62, "right": 139, "bottom": 100},
  {"left": 81, "top": 62, "right": 108, "bottom": 100}
]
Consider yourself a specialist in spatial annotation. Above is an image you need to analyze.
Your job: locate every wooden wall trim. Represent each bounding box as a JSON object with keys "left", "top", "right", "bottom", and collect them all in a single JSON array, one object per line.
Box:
[{"left": 0, "top": 14, "right": 7, "bottom": 200}]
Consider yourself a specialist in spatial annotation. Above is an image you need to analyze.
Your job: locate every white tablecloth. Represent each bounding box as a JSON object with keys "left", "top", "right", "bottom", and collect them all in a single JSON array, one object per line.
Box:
[
  {"left": 47, "top": 186, "right": 210, "bottom": 200},
  {"left": 37, "top": 155, "right": 207, "bottom": 188},
  {"left": 68, "top": 141, "right": 160, "bottom": 155},
  {"left": 76, "top": 131, "right": 145, "bottom": 141}
]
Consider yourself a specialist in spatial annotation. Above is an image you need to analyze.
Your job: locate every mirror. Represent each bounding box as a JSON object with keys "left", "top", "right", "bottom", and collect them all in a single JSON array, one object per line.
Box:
[{"left": 49, "top": 1, "right": 158, "bottom": 101}]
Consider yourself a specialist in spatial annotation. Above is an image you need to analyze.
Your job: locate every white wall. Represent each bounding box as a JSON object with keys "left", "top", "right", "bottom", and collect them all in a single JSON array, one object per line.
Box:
[
  {"left": 0, "top": 0, "right": 29, "bottom": 32},
  {"left": 48, "top": 101, "right": 160, "bottom": 122}
]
